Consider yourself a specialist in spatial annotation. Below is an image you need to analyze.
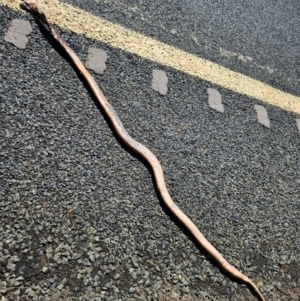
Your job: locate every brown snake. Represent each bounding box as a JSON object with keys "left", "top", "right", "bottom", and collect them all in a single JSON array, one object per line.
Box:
[{"left": 21, "top": 2, "right": 265, "bottom": 300}]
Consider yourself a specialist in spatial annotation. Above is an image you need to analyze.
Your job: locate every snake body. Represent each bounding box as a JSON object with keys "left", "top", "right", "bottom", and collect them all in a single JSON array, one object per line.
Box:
[{"left": 21, "top": 2, "right": 265, "bottom": 300}]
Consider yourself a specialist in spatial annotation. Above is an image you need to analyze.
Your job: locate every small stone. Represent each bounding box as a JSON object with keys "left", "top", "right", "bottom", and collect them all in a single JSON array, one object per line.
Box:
[
  {"left": 105, "top": 282, "right": 112, "bottom": 288},
  {"left": 62, "top": 278, "right": 67, "bottom": 284},
  {"left": 129, "top": 287, "right": 135, "bottom": 293},
  {"left": 181, "top": 286, "right": 190, "bottom": 293},
  {"left": 6, "top": 261, "right": 15, "bottom": 270},
  {"left": 86, "top": 226, "right": 96, "bottom": 235},
  {"left": 50, "top": 291, "right": 61, "bottom": 300},
  {"left": 11, "top": 255, "right": 20, "bottom": 262},
  {"left": 0, "top": 280, "right": 7, "bottom": 293},
  {"left": 4, "top": 129, "right": 12, "bottom": 138},
  {"left": 200, "top": 291, "right": 208, "bottom": 297},
  {"left": 57, "top": 284, "right": 63, "bottom": 290},
  {"left": 152, "top": 282, "right": 161, "bottom": 292},
  {"left": 53, "top": 253, "right": 60, "bottom": 262},
  {"left": 152, "top": 69, "right": 168, "bottom": 95},
  {"left": 42, "top": 266, "right": 48, "bottom": 273},
  {"left": 46, "top": 246, "right": 53, "bottom": 253}
]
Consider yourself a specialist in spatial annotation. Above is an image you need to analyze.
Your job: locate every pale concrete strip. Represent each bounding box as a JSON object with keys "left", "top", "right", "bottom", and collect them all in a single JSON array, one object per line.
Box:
[
  {"left": 254, "top": 105, "right": 270, "bottom": 128},
  {"left": 4, "top": 19, "right": 32, "bottom": 49},
  {"left": 207, "top": 88, "right": 224, "bottom": 113},
  {"left": 152, "top": 69, "right": 168, "bottom": 96},
  {"left": 85, "top": 47, "right": 108, "bottom": 75},
  {"left": 2, "top": 0, "right": 300, "bottom": 114},
  {"left": 296, "top": 119, "right": 300, "bottom": 133}
]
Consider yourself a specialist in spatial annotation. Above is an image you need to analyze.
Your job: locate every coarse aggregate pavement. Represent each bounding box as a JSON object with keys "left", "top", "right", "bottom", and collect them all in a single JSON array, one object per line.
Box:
[{"left": 1, "top": 1, "right": 300, "bottom": 301}]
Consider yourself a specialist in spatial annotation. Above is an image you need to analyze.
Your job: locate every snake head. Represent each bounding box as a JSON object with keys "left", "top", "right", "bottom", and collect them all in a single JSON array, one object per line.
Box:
[
  {"left": 20, "top": 1, "right": 35, "bottom": 12},
  {"left": 20, "top": 2, "right": 50, "bottom": 28}
]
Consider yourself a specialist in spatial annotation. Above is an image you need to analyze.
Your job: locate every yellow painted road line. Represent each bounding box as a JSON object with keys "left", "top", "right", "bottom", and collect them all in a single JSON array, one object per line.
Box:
[{"left": 2, "top": 0, "right": 300, "bottom": 114}]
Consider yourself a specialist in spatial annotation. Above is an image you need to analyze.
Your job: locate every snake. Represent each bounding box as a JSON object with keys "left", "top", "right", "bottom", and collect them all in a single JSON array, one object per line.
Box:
[{"left": 20, "top": 2, "right": 265, "bottom": 301}]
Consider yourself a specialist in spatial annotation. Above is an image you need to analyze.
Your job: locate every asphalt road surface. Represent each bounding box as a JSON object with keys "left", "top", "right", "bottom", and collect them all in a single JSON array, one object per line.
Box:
[{"left": 1, "top": 1, "right": 299, "bottom": 301}]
